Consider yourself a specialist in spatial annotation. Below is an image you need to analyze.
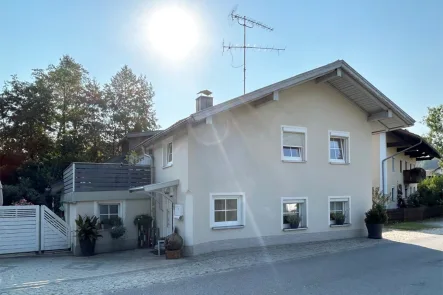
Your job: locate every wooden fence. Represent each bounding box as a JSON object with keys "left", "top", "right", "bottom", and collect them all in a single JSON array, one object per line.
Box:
[
  {"left": 387, "top": 206, "right": 443, "bottom": 223},
  {"left": 63, "top": 163, "right": 151, "bottom": 193}
]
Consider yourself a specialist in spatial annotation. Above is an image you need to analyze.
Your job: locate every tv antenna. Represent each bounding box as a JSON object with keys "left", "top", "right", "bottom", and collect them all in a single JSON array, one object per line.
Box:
[{"left": 223, "top": 8, "right": 285, "bottom": 94}]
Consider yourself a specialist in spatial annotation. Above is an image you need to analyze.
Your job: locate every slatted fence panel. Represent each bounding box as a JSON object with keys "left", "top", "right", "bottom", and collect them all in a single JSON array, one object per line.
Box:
[{"left": 0, "top": 206, "right": 40, "bottom": 254}]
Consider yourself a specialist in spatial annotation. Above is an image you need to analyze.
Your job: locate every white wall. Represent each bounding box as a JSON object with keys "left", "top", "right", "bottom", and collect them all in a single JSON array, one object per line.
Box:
[
  {"left": 188, "top": 81, "right": 373, "bottom": 248},
  {"left": 151, "top": 130, "right": 190, "bottom": 242}
]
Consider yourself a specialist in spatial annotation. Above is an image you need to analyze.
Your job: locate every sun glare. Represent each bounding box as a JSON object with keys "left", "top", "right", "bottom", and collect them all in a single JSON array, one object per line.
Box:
[{"left": 147, "top": 6, "right": 199, "bottom": 61}]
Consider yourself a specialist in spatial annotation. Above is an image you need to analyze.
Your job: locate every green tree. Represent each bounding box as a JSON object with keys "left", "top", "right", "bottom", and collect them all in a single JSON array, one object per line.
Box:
[
  {"left": 422, "top": 105, "right": 443, "bottom": 166},
  {"left": 104, "top": 65, "right": 158, "bottom": 155}
]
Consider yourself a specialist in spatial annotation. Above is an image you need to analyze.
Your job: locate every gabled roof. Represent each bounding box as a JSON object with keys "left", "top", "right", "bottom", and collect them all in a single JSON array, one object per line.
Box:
[{"left": 133, "top": 60, "right": 415, "bottom": 150}]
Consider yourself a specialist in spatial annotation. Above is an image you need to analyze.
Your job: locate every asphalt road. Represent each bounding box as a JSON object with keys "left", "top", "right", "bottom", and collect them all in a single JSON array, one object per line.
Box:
[{"left": 112, "top": 236, "right": 443, "bottom": 295}]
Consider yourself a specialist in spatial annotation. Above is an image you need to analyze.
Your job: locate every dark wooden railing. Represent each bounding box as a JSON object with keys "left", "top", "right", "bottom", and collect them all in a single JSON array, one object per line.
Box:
[{"left": 63, "top": 163, "right": 151, "bottom": 193}]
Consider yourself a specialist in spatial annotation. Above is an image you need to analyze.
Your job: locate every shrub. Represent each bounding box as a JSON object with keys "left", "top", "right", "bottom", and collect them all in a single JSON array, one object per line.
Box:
[
  {"left": 110, "top": 225, "right": 126, "bottom": 239},
  {"left": 372, "top": 187, "right": 390, "bottom": 208},
  {"left": 418, "top": 175, "right": 443, "bottom": 206},
  {"left": 165, "top": 229, "right": 183, "bottom": 251},
  {"left": 365, "top": 204, "right": 388, "bottom": 224},
  {"left": 406, "top": 192, "right": 421, "bottom": 208}
]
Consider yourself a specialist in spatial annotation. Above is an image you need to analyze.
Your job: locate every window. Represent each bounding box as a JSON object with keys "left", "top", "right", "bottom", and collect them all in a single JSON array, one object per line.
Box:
[
  {"left": 400, "top": 160, "right": 403, "bottom": 172},
  {"left": 281, "top": 197, "right": 308, "bottom": 230},
  {"left": 405, "top": 161, "right": 408, "bottom": 171},
  {"left": 99, "top": 203, "right": 120, "bottom": 229},
  {"left": 329, "top": 197, "right": 351, "bottom": 225},
  {"left": 281, "top": 126, "right": 307, "bottom": 162},
  {"left": 392, "top": 158, "right": 395, "bottom": 172},
  {"left": 391, "top": 187, "right": 395, "bottom": 202},
  {"left": 410, "top": 163, "right": 413, "bottom": 170},
  {"left": 210, "top": 193, "right": 244, "bottom": 228},
  {"left": 328, "top": 131, "right": 350, "bottom": 164},
  {"left": 163, "top": 138, "right": 173, "bottom": 167}
]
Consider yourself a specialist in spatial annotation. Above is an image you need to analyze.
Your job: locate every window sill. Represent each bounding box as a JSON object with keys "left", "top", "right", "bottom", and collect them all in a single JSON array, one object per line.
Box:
[
  {"left": 329, "top": 161, "right": 350, "bottom": 165},
  {"left": 283, "top": 227, "right": 308, "bottom": 232},
  {"left": 212, "top": 225, "right": 244, "bottom": 230},
  {"left": 330, "top": 223, "right": 351, "bottom": 228},
  {"left": 282, "top": 159, "right": 306, "bottom": 163},
  {"left": 162, "top": 163, "right": 173, "bottom": 169}
]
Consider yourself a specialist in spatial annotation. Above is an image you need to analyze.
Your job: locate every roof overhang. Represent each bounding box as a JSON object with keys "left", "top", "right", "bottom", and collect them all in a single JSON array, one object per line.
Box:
[
  {"left": 191, "top": 60, "right": 415, "bottom": 133},
  {"left": 133, "top": 60, "right": 415, "bottom": 150},
  {"left": 129, "top": 179, "right": 179, "bottom": 193},
  {"left": 387, "top": 129, "right": 441, "bottom": 161}
]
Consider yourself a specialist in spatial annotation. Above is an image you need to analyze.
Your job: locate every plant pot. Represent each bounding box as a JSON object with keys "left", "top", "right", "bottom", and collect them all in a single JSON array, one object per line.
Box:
[
  {"left": 366, "top": 223, "right": 383, "bottom": 239},
  {"left": 165, "top": 249, "right": 182, "bottom": 259},
  {"left": 79, "top": 239, "right": 96, "bottom": 256},
  {"left": 335, "top": 219, "right": 345, "bottom": 226},
  {"left": 290, "top": 223, "right": 299, "bottom": 229}
]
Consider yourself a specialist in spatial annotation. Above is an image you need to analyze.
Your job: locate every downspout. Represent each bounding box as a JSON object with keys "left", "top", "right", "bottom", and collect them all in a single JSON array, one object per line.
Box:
[
  {"left": 381, "top": 138, "right": 422, "bottom": 195},
  {"left": 141, "top": 146, "right": 156, "bottom": 228}
]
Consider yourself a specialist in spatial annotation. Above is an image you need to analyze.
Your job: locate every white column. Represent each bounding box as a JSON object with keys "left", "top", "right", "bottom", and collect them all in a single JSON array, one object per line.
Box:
[{"left": 379, "top": 132, "right": 387, "bottom": 194}]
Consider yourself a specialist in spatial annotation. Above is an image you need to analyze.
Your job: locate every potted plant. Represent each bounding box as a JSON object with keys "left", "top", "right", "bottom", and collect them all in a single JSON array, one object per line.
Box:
[
  {"left": 75, "top": 215, "right": 102, "bottom": 256},
  {"left": 164, "top": 228, "right": 184, "bottom": 259},
  {"left": 365, "top": 204, "right": 388, "bottom": 239},
  {"left": 330, "top": 212, "right": 336, "bottom": 225},
  {"left": 109, "top": 217, "right": 126, "bottom": 239},
  {"left": 286, "top": 214, "right": 301, "bottom": 229},
  {"left": 334, "top": 212, "right": 346, "bottom": 225}
]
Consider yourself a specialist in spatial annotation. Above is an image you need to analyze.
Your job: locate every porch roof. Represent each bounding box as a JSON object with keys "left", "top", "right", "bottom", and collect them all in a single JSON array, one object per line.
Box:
[{"left": 129, "top": 179, "right": 179, "bottom": 193}]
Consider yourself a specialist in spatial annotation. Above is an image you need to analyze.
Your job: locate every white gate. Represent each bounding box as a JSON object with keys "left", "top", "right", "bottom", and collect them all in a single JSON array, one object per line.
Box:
[
  {"left": 0, "top": 206, "right": 40, "bottom": 255},
  {"left": 0, "top": 205, "right": 70, "bottom": 255},
  {"left": 40, "top": 206, "right": 71, "bottom": 251}
]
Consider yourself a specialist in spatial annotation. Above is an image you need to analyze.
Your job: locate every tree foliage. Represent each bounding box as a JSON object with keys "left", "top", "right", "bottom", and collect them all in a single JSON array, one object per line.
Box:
[
  {"left": 422, "top": 104, "right": 443, "bottom": 166},
  {"left": 0, "top": 55, "right": 158, "bottom": 206}
]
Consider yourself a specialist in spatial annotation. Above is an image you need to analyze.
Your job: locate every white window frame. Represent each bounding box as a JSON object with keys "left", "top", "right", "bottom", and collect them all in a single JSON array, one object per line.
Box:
[
  {"left": 210, "top": 193, "right": 245, "bottom": 228},
  {"left": 162, "top": 137, "right": 173, "bottom": 168},
  {"left": 328, "top": 196, "right": 351, "bottom": 226},
  {"left": 281, "top": 125, "right": 307, "bottom": 163},
  {"left": 328, "top": 130, "right": 350, "bottom": 164},
  {"left": 94, "top": 201, "right": 125, "bottom": 227},
  {"left": 281, "top": 197, "right": 308, "bottom": 230},
  {"left": 392, "top": 157, "right": 395, "bottom": 172}
]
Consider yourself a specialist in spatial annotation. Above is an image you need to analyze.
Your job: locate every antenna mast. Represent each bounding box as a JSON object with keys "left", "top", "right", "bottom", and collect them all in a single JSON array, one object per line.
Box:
[{"left": 223, "top": 9, "right": 285, "bottom": 94}]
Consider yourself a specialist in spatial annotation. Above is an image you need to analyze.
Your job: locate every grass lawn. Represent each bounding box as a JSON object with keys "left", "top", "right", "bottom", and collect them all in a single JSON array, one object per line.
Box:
[{"left": 386, "top": 221, "right": 442, "bottom": 231}]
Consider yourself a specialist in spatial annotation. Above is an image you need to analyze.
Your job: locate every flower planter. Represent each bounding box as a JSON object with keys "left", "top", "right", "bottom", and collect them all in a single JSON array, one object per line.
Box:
[
  {"left": 165, "top": 249, "right": 182, "bottom": 259},
  {"left": 366, "top": 223, "right": 383, "bottom": 239},
  {"left": 335, "top": 219, "right": 345, "bottom": 226},
  {"left": 290, "top": 223, "right": 300, "bottom": 229},
  {"left": 79, "top": 239, "right": 96, "bottom": 256}
]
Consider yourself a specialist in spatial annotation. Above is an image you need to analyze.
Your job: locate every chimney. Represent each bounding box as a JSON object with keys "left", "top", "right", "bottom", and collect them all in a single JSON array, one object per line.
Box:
[{"left": 196, "top": 90, "right": 213, "bottom": 112}]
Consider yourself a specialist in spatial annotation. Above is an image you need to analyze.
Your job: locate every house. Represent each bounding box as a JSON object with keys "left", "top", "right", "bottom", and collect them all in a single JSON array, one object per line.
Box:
[
  {"left": 372, "top": 129, "right": 441, "bottom": 209},
  {"left": 419, "top": 159, "right": 443, "bottom": 178},
  {"left": 63, "top": 60, "right": 417, "bottom": 256}
]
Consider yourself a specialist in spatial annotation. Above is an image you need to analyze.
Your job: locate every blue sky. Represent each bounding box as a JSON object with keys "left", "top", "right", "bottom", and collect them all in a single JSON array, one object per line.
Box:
[{"left": 1, "top": 0, "right": 442, "bottom": 134}]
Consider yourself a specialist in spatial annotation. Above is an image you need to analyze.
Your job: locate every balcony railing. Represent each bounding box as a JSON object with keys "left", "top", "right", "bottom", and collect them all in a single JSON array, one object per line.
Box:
[{"left": 63, "top": 162, "right": 151, "bottom": 194}]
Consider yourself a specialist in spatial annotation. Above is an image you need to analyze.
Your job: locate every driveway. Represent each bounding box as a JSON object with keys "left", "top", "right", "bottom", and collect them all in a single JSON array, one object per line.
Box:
[
  {"left": 1, "top": 227, "right": 442, "bottom": 294},
  {"left": 113, "top": 236, "right": 443, "bottom": 295}
]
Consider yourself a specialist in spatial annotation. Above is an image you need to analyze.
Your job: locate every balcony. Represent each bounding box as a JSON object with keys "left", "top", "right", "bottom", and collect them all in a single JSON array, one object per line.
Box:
[
  {"left": 63, "top": 163, "right": 151, "bottom": 194},
  {"left": 403, "top": 167, "right": 426, "bottom": 184}
]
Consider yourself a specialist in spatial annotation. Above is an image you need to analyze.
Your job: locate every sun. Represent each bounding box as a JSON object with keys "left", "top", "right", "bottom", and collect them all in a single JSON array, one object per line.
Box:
[{"left": 147, "top": 6, "right": 199, "bottom": 61}]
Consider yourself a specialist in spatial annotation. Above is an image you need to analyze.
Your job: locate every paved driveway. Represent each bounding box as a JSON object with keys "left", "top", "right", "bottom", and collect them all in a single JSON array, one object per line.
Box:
[
  {"left": 113, "top": 236, "right": 443, "bottom": 295},
  {"left": 1, "top": 227, "right": 442, "bottom": 294}
]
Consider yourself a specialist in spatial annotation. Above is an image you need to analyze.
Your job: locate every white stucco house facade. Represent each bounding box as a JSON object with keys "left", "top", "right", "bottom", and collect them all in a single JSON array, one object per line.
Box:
[{"left": 123, "top": 60, "right": 416, "bottom": 256}]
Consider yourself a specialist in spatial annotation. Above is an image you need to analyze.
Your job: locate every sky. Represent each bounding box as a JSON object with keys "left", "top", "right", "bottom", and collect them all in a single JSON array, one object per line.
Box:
[{"left": 1, "top": 0, "right": 442, "bottom": 135}]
